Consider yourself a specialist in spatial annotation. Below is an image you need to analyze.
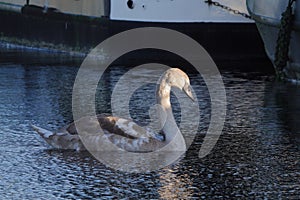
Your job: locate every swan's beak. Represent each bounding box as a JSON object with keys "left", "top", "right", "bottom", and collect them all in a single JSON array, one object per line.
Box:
[{"left": 183, "top": 85, "right": 195, "bottom": 102}]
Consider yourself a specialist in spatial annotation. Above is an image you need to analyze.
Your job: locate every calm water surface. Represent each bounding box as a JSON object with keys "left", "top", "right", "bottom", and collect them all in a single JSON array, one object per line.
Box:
[{"left": 0, "top": 47, "right": 299, "bottom": 199}]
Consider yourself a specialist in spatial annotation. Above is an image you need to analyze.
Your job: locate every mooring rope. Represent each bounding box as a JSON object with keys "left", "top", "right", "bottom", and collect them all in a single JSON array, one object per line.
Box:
[{"left": 274, "top": 0, "right": 296, "bottom": 79}]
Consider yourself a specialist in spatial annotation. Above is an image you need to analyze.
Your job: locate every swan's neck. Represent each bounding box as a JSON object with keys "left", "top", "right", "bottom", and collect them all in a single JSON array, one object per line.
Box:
[
  {"left": 157, "top": 80, "right": 171, "bottom": 109},
  {"left": 156, "top": 80, "right": 178, "bottom": 143}
]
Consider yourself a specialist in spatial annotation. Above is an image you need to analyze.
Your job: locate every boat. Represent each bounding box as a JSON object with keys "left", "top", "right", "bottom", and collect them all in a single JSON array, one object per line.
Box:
[
  {"left": 0, "top": 0, "right": 269, "bottom": 67},
  {"left": 247, "top": 0, "right": 300, "bottom": 81}
]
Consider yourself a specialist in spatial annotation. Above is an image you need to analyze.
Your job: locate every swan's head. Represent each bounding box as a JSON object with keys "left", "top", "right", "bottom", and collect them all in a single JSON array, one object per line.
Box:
[{"left": 163, "top": 68, "right": 195, "bottom": 101}]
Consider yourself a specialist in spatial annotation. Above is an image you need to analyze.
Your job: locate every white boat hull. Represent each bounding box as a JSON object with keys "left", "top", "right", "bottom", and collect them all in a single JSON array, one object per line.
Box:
[
  {"left": 110, "top": 0, "right": 251, "bottom": 23},
  {"left": 0, "top": 0, "right": 252, "bottom": 23},
  {"left": 247, "top": 0, "right": 300, "bottom": 80}
]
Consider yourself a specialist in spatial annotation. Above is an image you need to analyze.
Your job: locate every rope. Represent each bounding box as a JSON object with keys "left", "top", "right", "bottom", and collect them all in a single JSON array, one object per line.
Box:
[{"left": 274, "top": 0, "right": 296, "bottom": 79}]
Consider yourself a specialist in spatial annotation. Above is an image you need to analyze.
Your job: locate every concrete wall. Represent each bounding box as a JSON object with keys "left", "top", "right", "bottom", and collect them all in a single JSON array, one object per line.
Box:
[{"left": 0, "top": 0, "right": 106, "bottom": 17}]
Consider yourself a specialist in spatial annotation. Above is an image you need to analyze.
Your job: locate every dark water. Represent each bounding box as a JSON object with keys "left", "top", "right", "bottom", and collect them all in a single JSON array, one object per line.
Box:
[{"left": 0, "top": 46, "right": 299, "bottom": 199}]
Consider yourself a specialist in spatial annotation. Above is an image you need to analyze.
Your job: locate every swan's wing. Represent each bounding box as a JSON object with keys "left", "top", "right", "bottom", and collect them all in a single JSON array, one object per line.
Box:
[
  {"left": 61, "top": 115, "right": 164, "bottom": 142},
  {"left": 98, "top": 116, "right": 165, "bottom": 142},
  {"left": 58, "top": 114, "right": 111, "bottom": 135},
  {"left": 33, "top": 114, "right": 165, "bottom": 152}
]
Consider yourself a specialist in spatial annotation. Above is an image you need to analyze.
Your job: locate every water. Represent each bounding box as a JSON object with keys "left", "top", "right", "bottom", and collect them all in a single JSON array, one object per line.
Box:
[{"left": 0, "top": 46, "right": 299, "bottom": 199}]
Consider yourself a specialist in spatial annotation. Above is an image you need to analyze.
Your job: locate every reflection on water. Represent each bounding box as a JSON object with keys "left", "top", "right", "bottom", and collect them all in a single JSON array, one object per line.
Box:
[{"left": 0, "top": 47, "right": 299, "bottom": 199}]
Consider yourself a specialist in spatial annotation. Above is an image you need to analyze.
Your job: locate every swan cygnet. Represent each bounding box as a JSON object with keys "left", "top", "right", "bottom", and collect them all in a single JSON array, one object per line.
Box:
[{"left": 32, "top": 68, "right": 195, "bottom": 152}]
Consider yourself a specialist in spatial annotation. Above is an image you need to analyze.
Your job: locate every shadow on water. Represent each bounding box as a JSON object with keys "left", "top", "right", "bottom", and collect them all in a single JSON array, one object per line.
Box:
[
  {"left": 264, "top": 81, "right": 300, "bottom": 146},
  {"left": 0, "top": 46, "right": 299, "bottom": 199}
]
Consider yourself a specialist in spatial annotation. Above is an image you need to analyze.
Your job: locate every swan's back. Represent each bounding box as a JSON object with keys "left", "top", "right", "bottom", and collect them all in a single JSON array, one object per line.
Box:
[
  {"left": 33, "top": 114, "right": 165, "bottom": 152},
  {"left": 74, "top": 114, "right": 166, "bottom": 152}
]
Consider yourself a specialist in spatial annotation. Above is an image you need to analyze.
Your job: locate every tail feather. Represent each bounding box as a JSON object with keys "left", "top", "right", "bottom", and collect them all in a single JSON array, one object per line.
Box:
[
  {"left": 31, "top": 124, "right": 85, "bottom": 151},
  {"left": 31, "top": 125, "right": 54, "bottom": 139}
]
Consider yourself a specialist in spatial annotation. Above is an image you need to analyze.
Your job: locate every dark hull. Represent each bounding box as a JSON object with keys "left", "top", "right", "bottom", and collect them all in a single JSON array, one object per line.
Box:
[{"left": 0, "top": 5, "right": 272, "bottom": 70}]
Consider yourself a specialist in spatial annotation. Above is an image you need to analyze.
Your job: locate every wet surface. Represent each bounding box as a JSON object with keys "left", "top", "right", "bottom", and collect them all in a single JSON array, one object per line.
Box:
[{"left": 0, "top": 47, "right": 299, "bottom": 199}]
